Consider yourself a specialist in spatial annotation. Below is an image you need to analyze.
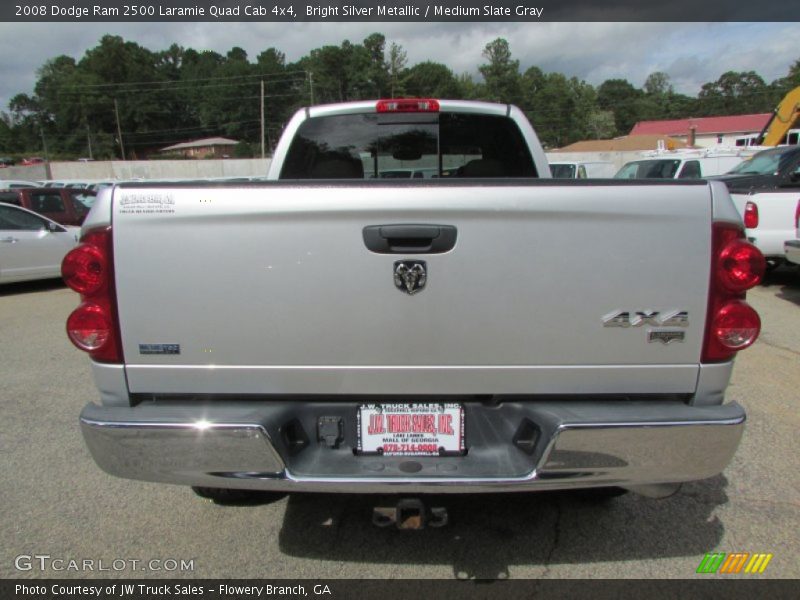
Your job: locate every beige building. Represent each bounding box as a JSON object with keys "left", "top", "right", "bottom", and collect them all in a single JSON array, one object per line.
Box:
[
  {"left": 159, "top": 137, "right": 240, "bottom": 159},
  {"left": 553, "top": 135, "right": 688, "bottom": 153}
]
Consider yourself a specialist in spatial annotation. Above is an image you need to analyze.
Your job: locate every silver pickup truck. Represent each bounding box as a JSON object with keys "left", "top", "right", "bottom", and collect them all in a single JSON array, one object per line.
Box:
[{"left": 63, "top": 99, "right": 766, "bottom": 508}]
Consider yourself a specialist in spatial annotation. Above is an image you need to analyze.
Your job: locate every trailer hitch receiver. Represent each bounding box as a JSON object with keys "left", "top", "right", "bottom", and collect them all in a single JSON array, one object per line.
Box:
[{"left": 372, "top": 499, "right": 448, "bottom": 529}]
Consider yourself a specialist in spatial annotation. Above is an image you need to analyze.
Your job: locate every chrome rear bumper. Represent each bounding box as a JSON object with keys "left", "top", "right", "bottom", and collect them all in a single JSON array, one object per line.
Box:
[{"left": 80, "top": 399, "right": 745, "bottom": 494}]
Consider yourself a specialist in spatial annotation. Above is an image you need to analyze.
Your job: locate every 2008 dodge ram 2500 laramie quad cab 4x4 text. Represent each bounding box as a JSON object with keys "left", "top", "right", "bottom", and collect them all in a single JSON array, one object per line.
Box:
[{"left": 63, "top": 99, "right": 766, "bottom": 509}]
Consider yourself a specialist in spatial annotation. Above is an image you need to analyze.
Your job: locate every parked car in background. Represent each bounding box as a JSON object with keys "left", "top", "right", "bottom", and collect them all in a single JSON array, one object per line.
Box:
[
  {"left": 88, "top": 181, "right": 117, "bottom": 193},
  {"left": 0, "top": 180, "right": 43, "bottom": 188},
  {"left": 712, "top": 146, "right": 800, "bottom": 269},
  {"left": 712, "top": 145, "right": 800, "bottom": 193},
  {"left": 549, "top": 161, "right": 616, "bottom": 179},
  {"left": 63, "top": 181, "right": 95, "bottom": 190},
  {"left": 0, "top": 157, "right": 15, "bottom": 168},
  {"left": 0, "top": 202, "right": 79, "bottom": 284},
  {"left": 784, "top": 199, "right": 800, "bottom": 266},
  {"left": 0, "top": 187, "right": 95, "bottom": 226},
  {"left": 615, "top": 153, "right": 745, "bottom": 180},
  {"left": 730, "top": 191, "right": 800, "bottom": 269},
  {"left": 20, "top": 157, "right": 45, "bottom": 166}
]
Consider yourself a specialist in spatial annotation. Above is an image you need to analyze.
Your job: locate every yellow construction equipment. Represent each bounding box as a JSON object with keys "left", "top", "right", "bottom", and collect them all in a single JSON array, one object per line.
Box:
[{"left": 757, "top": 86, "right": 800, "bottom": 146}]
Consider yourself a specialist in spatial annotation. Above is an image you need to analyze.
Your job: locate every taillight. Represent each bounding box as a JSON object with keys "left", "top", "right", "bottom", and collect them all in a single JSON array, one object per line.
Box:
[
  {"left": 61, "top": 237, "right": 107, "bottom": 295},
  {"left": 718, "top": 239, "right": 766, "bottom": 292},
  {"left": 67, "top": 303, "right": 112, "bottom": 351},
  {"left": 62, "top": 227, "right": 122, "bottom": 363},
  {"left": 376, "top": 98, "right": 439, "bottom": 113},
  {"left": 743, "top": 201, "right": 758, "bottom": 229},
  {"left": 794, "top": 199, "right": 800, "bottom": 228},
  {"left": 702, "top": 222, "right": 764, "bottom": 363},
  {"left": 712, "top": 301, "right": 761, "bottom": 351}
]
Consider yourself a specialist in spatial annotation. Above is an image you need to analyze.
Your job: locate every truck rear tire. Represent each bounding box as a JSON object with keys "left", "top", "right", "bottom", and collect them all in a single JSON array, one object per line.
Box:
[{"left": 191, "top": 486, "right": 286, "bottom": 505}]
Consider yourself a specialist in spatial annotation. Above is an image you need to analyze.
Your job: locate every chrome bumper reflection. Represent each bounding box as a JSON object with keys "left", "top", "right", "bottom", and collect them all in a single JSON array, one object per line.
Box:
[{"left": 80, "top": 400, "right": 745, "bottom": 494}]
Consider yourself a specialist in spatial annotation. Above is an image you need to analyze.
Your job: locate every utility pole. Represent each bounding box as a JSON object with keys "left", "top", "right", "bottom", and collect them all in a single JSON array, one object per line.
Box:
[
  {"left": 86, "top": 123, "right": 93, "bottom": 160},
  {"left": 309, "top": 71, "right": 314, "bottom": 105},
  {"left": 81, "top": 98, "right": 92, "bottom": 160},
  {"left": 260, "top": 79, "right": 265, "bottom": 159},
  {"left": 114, "top": 98, "right": 126, "bottom": 160},
  {"left": 39, "top": 124, "right": 49, "bottom": 161}
]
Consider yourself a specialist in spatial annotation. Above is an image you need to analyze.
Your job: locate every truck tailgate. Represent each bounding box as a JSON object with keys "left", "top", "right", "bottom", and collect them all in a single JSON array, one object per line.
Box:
[{"left": 113, "top": 182, "right": 712, "bottom": 396}]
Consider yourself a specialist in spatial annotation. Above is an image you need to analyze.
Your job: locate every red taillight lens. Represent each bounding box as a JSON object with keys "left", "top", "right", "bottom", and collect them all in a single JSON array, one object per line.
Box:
[
  {"left": 718, "top": 239, "right": 766, "bottom": 292},
  {"left": 743, "top": 201, "right": 758, "bottom": 229},
  {"left": 67, "top": 303, "right": 111, "bottom": 351},
  {"left": 702, "top": 222, "right": 763, "bottom": 363},
  {"left": 712, "top": 301, "right": 761, "bottom": 350},
  {"left": 376, "top": 98, "right": 440, "bottom": 113},
  {"left": 794, "top": 199, "right": 800, "bottom": 227},
  {"left": 62, "top": 226, "right": 122, "bottom": 363},
  {"left": 62, "top": 243, "right": 107, "bottom": 295}
]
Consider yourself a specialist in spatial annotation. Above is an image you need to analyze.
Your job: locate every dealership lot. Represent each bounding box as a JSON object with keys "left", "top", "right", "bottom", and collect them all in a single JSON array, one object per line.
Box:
[{"left": 1, "top": 272, "right": 798, "bottom": 580}]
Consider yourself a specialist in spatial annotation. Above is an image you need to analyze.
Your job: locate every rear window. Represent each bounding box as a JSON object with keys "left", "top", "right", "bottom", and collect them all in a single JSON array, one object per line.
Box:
[
  {"left": 30, "top": 191, "right": 65, "bottom": 213},
  {"left": 678, "top": 160, "right": 702, "bottom": 179},
  {"left": 615, "top": 159, "right": 681, "bottom": 179},
  {"left": 67, "top": 190, "right": 96, "bottom": 214},
  {"left": 0, "top": 192, "right": 21, "bottom": 206},
  {"left": 550, "top": 164, "right": 576, "bottom": 179},
  {"left": 279, "top": 112, "right": 537, "bottom": 179},
  {"left": 728, "top": 146, "right": 800, "bottom": 175},
  {"left": 0, "top": 205, "right": 47, "bottom": 231}
]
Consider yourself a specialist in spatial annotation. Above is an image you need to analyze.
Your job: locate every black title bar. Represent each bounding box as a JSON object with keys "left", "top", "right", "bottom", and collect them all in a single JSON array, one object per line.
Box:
[
  {"left": 4, "top": 579, "right": 800, "bottom": 600},
  {"left": 1, "top": 0, "right": 796, "bottom": 22}
]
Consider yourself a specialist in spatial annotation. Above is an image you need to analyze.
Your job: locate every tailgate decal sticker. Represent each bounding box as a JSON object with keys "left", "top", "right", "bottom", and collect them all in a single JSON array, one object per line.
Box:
[
  {"left": 139, "top": 344, "right": 181, "bottom": 355},
  {"left": 119, "top": 193, "right": 175, "bottom": 215}
]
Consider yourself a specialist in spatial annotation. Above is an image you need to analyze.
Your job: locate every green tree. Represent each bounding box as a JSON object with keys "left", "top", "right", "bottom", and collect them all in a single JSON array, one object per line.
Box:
[
  {"left": 643, "top": 71, "right": 673, "bottom": 96},
  {"left": 298, "top": 45, "right": 350, "bottom": 102},
  {"left": 698, "top": 71, "right": 770, "bottom": 115},
  {"left": 478, "top": 38, "right": 522, "bottom": 104},
  {"left": 363, "top": 33, "right": 389, "bottom": 97},
  {"left": 521, "top": 68, "right": 601, "bottom": 147},
  {"left": 586, "top": 110, "right": 616, "bottom": 139},
  {"left": 387, "top": 43, "right": 408, "bottom": 97},
  {"left": 597, "top": 78, "right": 644, "bottom": 135},
  {"left": 0, "top": 113, "right": 17, "bottom": 153},
  {"left": 404, "top": 62, "right": 462, "bottom": 98}
]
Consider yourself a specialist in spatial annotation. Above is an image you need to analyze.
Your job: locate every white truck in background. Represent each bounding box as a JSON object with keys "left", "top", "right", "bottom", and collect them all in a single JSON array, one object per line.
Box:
[
  {"left": 713, "top": 145, "right": 800, "bottom": 269},
  {"left": 547, "top": 160, "right": 616, "bottom": 179},
  {"left": 615, "top": 150, "right": 746, "bottom": 180},
  {"left": 62, "top": 99, "right": 766, "bottom": 524}
]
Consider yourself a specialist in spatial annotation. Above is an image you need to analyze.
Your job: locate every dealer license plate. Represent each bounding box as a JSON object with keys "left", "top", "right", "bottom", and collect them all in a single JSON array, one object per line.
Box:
[{"left": 357, "top": 403, "right": 465, "bottom": 456}]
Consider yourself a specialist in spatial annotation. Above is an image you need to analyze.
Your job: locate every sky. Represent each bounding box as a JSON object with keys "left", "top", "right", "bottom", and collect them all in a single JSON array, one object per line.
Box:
[{"left": 0, "top": 21, "right": 797, "bottom": 111}]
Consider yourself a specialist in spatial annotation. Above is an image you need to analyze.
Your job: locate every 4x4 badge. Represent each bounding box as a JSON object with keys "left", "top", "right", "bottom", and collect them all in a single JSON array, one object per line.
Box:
[{"left": 394, "top": 260, "right": 427, "bottom": 295}]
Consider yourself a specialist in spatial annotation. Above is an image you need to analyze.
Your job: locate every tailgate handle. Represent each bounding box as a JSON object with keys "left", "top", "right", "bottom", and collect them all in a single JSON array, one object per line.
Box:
[{"left": 363, "top": 224, "right": 457, "bottom": 254}]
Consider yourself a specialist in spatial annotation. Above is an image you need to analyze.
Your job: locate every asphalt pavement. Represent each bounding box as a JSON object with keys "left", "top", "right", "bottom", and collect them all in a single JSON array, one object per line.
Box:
[{"left": 1, "top": 270, "right": 798, "bottom": 580}]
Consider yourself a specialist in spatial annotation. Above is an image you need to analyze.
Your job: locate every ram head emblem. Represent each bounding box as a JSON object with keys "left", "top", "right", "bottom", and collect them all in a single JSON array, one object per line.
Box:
[{"left": 394, "top": 261, "right": 427, "bottom": 295}]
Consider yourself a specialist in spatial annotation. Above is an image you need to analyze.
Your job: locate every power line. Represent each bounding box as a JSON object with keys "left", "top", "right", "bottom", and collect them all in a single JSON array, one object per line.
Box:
[
  {"left": 68, "top": 69, "right": 309, "bottom": 90},
  {"left": 55, "top": 77, "right": 308, "bottom": 98}
]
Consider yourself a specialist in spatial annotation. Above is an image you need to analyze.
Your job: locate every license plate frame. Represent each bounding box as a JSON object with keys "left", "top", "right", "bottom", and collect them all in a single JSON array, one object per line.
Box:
[{"left": 356, "top": 403, "right": 465, "bottom": 457}]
